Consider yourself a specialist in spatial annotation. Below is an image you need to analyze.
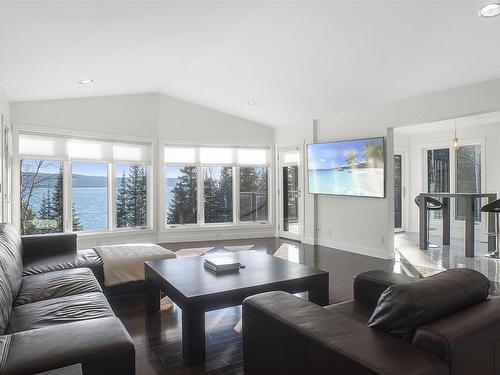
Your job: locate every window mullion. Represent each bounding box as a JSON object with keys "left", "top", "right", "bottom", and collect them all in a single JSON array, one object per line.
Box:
[
  {"left": 109, "top": 163, "right": 115, "bottom": 231},
  {"left": 64, "top": 160, "right": 72, "bottom": 233},
  {"left": 233, "top": 166, "right": 239, "bottom": 225},
  {"left": 198, "top": 166, "right": 204, "bottom": 225}
]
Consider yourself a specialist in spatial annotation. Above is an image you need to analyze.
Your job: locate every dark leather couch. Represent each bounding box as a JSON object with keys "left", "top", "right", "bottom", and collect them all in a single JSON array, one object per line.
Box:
[
  {"left": 0, "top": 223, "right": 135, "bottom": 375},
  {"left": 243, "top": 269, "right": 499, "bottom": 375}
]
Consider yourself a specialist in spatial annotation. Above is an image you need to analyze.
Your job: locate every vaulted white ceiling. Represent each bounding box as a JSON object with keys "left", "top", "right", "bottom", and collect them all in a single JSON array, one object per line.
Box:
[{"left": 1, "top": 1, "right": 499, "bottom": 127}]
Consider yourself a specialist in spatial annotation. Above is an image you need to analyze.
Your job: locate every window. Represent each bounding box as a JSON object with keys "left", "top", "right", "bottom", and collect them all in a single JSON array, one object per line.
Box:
[
  {"left": 204, "top": 167, "right": 233, "bottom": 223},
  {"left": 166, "top": 166, "right": 197, "bottom": 225},
  {"left": 427, "top": 148, "right": 450, "bottom": 220},
  {"left": 240, "top": 167, "right": 268, "bottom": 222},
  {"left": 425, "top": 143, "right": 483, "bottom": 223},
  {"left": 427, "top": 148, "right": 450, "bottom": 194},
  {"left": 164, "top": 145, "right": 271, "bottom": 227},
  {"left": 116, "top": 164, "right": 148, "bottom": 228},
  {"left": 18, "top": 133, "right": 152, "bottom": 234},
  {"left": 456, "top": 145, "right": 482, "bottom": 222},
  {"left": 20, "top": 159, "right": 63, "bottom": 235},
  {"left": 72, "top": 162, "right": 108, "bottom": 231}
]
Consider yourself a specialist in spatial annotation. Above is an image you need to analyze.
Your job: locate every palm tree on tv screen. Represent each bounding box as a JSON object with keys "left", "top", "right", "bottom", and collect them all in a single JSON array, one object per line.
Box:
[{"left": 362, "top": 140, "right": 384, "bottom": 168}]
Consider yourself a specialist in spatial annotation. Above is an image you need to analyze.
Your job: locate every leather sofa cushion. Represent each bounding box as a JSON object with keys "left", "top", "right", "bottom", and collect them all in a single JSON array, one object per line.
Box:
[
  {"left": 23, "top": 249, "right": 104, "bottom": 283},
  {"left": 367, "top": 268, "right": 490, "bottom": 341},
  {"left": 14, "top": 268, "right": 102, "bottom": 306},
  {"left": 3, "top": 317, "right": 135, "bottom": 375},
  {"left": 325, "top": 300, "right": 374, "bottom": 324},
  {"left": 7, "top": 292, "right": 114, "bottom": 333},
  {"left": 0, "top": 224, "right": 24, "bottom": 300}
]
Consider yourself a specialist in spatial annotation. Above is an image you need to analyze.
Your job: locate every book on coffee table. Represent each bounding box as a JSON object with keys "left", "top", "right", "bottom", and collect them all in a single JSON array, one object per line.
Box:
[{"left": 204, "top": 256, "right": 243, "bottom": 272}]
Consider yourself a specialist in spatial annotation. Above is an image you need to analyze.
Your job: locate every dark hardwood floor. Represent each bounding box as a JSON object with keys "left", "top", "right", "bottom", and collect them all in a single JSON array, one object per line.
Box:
[{"left": 108, "top": 237, "right": 399, "bottom": 375}]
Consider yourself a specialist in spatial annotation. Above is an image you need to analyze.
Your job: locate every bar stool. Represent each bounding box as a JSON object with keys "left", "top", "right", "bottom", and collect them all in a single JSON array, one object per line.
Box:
[
  {"left": 481, "top": 199, "right": 500, "bottom": 258},
  {"left": 415, "top": 196, "right": 444, "bottom": 248}
]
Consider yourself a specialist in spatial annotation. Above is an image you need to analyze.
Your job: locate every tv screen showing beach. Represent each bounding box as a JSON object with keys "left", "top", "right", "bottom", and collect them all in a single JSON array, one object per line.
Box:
[{"left": 307, "top": 137, "right": 385, "bottom": 198}]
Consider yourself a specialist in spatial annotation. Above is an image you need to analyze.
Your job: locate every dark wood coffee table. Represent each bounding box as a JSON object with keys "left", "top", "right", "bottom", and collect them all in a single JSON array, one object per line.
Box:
[{"left": 145, "top": 250, "right": 329, "bottom": 365}]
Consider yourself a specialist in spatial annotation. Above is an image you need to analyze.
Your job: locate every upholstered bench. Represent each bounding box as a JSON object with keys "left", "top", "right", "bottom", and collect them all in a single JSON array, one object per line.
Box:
[{"left": 22, "top": 233, "right": 176, "bottom": 293}]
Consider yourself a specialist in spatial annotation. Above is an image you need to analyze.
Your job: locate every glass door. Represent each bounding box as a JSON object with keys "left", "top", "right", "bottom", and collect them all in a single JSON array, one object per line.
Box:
[{"left": 278, "top": 147, "right": 301, "bottom": 240}]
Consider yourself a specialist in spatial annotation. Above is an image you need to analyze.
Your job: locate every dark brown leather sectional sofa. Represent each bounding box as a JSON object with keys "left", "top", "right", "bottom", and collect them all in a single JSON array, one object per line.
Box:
[
  {"left": 243, "top": 269, "right": 500, "bottom": 375},
  {"left": 0, "top": 223, "right": 135, "bottom": 375}
]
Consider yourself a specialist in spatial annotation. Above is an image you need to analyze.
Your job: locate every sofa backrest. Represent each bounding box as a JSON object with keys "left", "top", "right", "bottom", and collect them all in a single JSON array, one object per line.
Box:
[{"left": 0, "top": 223, "right": 24, "bottom": 301}]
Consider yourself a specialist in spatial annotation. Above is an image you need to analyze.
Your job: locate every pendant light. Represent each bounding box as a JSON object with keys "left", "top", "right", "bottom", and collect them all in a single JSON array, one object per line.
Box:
[{"left": 452, "top": 119, "right": 459, "bottom": 150}]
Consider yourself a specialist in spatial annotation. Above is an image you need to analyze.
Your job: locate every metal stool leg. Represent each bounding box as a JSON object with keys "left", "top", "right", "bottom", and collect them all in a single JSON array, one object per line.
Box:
[
  {"left": 427, "top": 210, "right": 440, "bottom": 249},
  {"left": 486, "top": 213, "right": 500, "bottom": 258}
]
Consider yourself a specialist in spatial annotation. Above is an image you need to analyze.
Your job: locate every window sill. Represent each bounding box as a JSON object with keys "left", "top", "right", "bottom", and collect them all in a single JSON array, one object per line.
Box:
[
  {"left": 162, "top": 222, "right": 274, "bottom": 232},
  {"left": 77, "top": 228, "right": 155, "bottom": 237}
]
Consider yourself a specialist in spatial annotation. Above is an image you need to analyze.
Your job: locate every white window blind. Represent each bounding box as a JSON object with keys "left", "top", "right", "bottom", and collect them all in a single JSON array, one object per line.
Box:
[
  {"left": 164, "top": 145, "right": 270, "bottom": 166},
  {"left": 19, "top": 133, "right": 151, "bottom": 163},
  {"left": 68, "top": 139, "right": 113, "bottom": 161},
  {"left": 113, "top": 142, "right": 152, "bottom": 163},
  {"left": 283, "top": 150, "right": 300, "bottom": 165},
  {"left": 18, "top": 134, "right": 67, "bottom": 160},
  {"left": 237, "top": 148, "right": 269, "bottom": 165},
  {"left": 200, "top": 147, "right": 235, "bottom": 165},
  {"left": 164, "top": 147, "right": 196, "bottom": 164}
]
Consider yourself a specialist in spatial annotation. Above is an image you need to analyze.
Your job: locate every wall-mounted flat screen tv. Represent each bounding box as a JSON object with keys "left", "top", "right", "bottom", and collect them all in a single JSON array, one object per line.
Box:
[{"left": 307, "top": 137, "right": 385, "bottom": 198}]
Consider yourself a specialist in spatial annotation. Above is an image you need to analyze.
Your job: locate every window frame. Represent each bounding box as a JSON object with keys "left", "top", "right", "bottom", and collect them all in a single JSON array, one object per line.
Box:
[
  {"left": 161, "top": 142, "right": 273, "bottom": 231},
  {"left": 13, "top": 125, "right": 155, "bottom": 236},
  {"left": 422, "top": 137, "right": 486, "bottom": 227}
]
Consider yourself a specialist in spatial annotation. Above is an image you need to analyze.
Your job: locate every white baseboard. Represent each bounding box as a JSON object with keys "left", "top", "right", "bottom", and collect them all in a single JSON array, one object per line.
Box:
[
  {"left": 302, "top": 236, "right": 316, "bottom": 245},
  {"left": 317, "top": 238, "right": 392, "bottom": 260}
]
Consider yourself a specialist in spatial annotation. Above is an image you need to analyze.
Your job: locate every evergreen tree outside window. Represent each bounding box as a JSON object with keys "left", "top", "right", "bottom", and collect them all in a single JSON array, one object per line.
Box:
[
  {"left": 456, "top": 145, "right": 482, "bottom": 222},
  {"left": 204, "top": 167, "right": 233, "bottom": 223},
  {"left": 164, "top": 145, "right": 270, "bottom": 228},
  {"left": 19, "top": 133, "right": 152, "bottom": 234},
  {"left": 426, "top": 143, "right": 483, "bottom": 223},
  {"left": 20, "top": 159, "right": 83, "bottom": 235},
  {"left": 116, "top": 163, "right": 148, "bottom": 228},
  {"left": 166, "top": 166, "right": 197, "bottom": 225}
]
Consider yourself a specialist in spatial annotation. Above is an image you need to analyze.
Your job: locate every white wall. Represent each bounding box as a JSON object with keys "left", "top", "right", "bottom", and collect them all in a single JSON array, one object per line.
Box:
[
  {"left": 397, "top": 121, "right": 500, "bottom": 237},
  {"left": 10, "top": 93, "right": 276, "bottom": 247},
  {"left": 0, "top": 86, "right": 9, "bottom": 124},
  {"left": 157, "top": 95, "right": 274, "bottom": 144},
  {"left": 0, "top": 85, "right": 10, "bottom": 222},
  {"left": 11, "top": 93, "right": 158, "bottom": 137},
  {"left": 314, "top": 78, "right": 500, "bottom": 259}
]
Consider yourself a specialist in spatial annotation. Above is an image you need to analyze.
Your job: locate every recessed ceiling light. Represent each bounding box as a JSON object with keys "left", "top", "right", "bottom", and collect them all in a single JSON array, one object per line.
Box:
[
  {"left": 247, "top": 99, "right": 258, "bottom": 105},
  {"left": 78, "top": 79, "right": 94, "bottom": 85},
  {"left": 478, "top": 3, "right": 500, "bottom": 18}
]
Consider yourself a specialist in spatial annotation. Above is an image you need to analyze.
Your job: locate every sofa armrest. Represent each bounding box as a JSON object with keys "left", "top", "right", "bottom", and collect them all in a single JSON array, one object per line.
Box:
[
  {"left": 243, "top": 291, "right": 447, "bottom": 375},
  {"left": 3, "top": 317, "right": 134, "bottom": 375},
  {"left": 21, "top": 232, "right": 78, "bottom": 259},
  {"left": 354, "top": 270, "right": 417, "bottom": 307},
  {"left": 413, "top": 296, "right": 500, "bottom": 373}
]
